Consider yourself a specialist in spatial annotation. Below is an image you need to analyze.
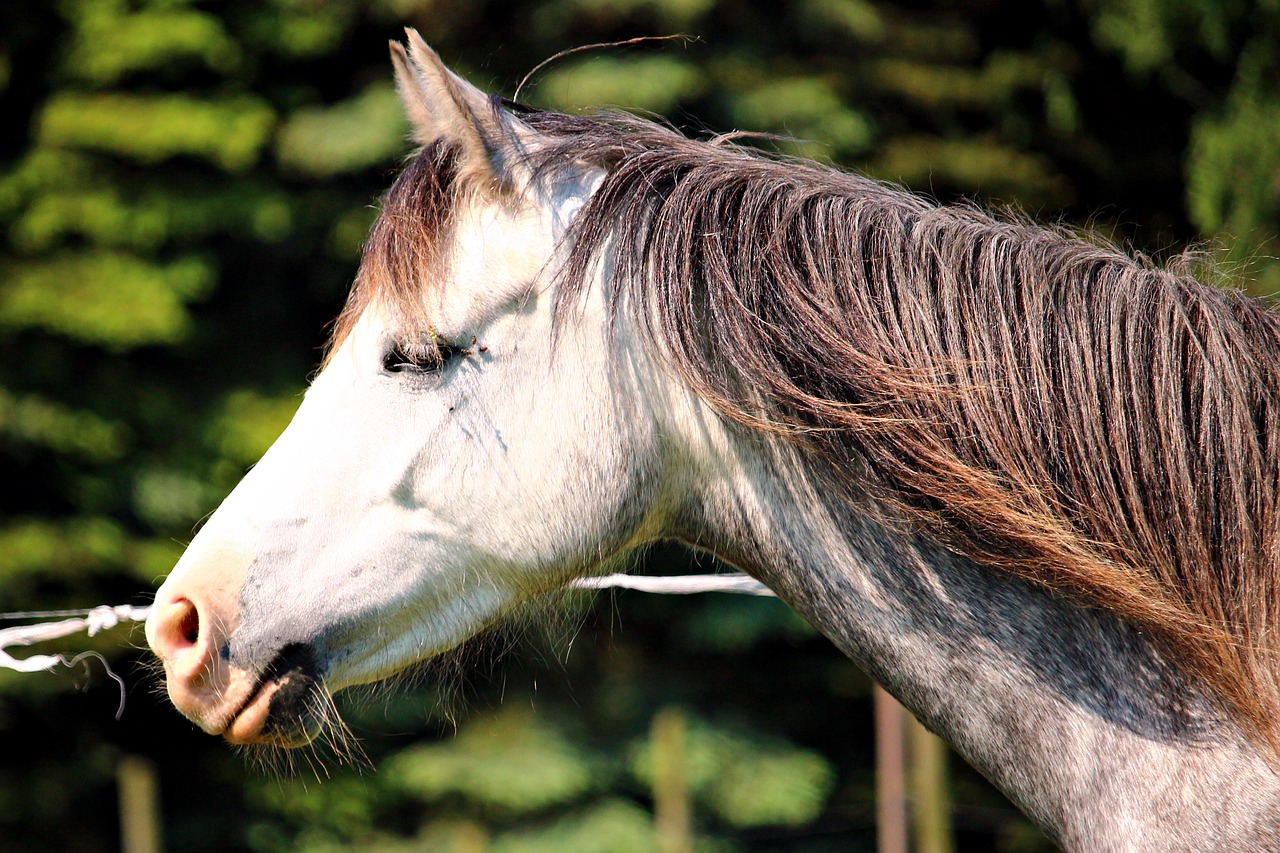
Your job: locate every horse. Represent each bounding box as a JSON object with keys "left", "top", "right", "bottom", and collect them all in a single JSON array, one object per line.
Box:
[{"left": 146, "top": 30, "right": 1280, "bottom": 849}]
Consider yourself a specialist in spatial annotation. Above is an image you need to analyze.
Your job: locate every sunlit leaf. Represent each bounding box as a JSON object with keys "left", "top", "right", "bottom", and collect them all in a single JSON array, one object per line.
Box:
[
  {"left": 0, "top": 252, "right": 213, "bottom": 348},
  {"left": 386, "top": 707, "right": 600, "bottom": 815},
  {"left": 277, "top": 84, "right": 406, "bottom": 177},
  {"left": 629, "top": 713, "right": 836, "bottom": 828},
  {"left": 206, "top": 389, "right": 302, "bottom": 467},
  {"left": 0, "top": 387, "right": 128, "bottom": 462},
  {"left": 537, "top": 56, "right": 705, "bottom": 114},
  {"left": 38, "top": 93, "right": 275, "bottom": 172},
  {"left": 63, "top": 8, "right": 242, "bottom": 84}
]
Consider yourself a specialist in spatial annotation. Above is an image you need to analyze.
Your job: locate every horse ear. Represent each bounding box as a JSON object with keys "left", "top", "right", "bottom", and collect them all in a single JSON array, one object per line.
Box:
[{"left": 390, "top": 30, "right": 523, "bottom": 194}]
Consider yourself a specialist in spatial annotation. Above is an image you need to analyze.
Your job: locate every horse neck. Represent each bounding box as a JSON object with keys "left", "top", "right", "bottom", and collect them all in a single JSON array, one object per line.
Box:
[{"left": 669, "top": 423, "right": 1280, "bottom": 849}]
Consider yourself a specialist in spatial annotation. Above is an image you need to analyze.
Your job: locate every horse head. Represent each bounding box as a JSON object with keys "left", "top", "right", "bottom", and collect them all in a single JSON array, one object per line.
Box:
[{"left": 145, "top": 33, "right": 687, "bottom": 747}]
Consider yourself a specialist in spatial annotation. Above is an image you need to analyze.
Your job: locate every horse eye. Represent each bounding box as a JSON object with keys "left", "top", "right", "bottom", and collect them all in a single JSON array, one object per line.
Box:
[{"left": 382, "top": 341, "right": 452, "bottom": 374}]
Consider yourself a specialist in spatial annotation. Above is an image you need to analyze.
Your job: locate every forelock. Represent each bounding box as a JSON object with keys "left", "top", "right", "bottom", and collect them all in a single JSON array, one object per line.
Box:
[{"left": 325, "top": 140, "right": 463, "bottom": 362}]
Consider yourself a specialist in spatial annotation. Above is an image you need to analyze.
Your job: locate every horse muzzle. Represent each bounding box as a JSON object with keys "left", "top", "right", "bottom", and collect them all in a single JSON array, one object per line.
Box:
[{"left": 147, "top": 590, "right": 323, "bottom": 747}]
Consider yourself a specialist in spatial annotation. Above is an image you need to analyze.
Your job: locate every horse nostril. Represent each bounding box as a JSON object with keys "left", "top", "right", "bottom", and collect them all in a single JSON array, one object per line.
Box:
[
  {"left": 153, "top": 596, "right": 204, "bottom": 661},
  {"left": 179, "top": 603, "right": 200, "bottom": 646}
]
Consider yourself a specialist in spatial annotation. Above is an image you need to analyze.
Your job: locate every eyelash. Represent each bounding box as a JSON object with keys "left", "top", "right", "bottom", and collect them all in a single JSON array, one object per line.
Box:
[
  {"left": 382, "top": 341, "right": 457, "bottom": 374},
  {"left": 382, "top": 336, "right": 486, "bottom": 375}
]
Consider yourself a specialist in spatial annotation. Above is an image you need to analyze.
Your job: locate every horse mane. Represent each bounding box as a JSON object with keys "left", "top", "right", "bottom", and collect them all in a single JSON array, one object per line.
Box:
[{"left": 343, "top": 106, "right": 1280, "bottom": 757}]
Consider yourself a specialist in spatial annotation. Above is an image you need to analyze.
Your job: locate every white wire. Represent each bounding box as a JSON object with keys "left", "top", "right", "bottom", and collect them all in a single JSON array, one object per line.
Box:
[
  {"left": 0, "top": 605, "right": 151, "bottom": 674},
  {"left": 0, "top": 574, "right": 768, "bottom": 718},
  {"left": 570, "top": 572, "right": 775, "bottom": 596},
  {"left": 0, "top": 572, "right": 769, "bottom": 678}
]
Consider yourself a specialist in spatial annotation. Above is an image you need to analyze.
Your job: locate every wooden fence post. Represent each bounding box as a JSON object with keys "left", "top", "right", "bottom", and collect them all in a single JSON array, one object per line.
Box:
[
  {"left": 874, "top": 684, "right": 908, "bottom": 853},
  {"left": 118, "top": 754, "right": 162, "bottom": 853},
  {"left": 652, "top": 707, "right": 694, "bottom": 853},
  {"left": 907, "top": 715, "right": 954, "bottom": 853}
]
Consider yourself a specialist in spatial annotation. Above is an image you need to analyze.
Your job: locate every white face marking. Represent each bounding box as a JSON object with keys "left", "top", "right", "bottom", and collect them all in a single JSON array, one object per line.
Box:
[{"left": 152, "top": 167, "right": 670, "bottom": 691}]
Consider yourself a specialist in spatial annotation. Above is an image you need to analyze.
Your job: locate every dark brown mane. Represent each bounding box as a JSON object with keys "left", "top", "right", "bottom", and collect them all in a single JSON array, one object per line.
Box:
[{"left": 344, "top": 107, "right": 1280, "bottom": 756}]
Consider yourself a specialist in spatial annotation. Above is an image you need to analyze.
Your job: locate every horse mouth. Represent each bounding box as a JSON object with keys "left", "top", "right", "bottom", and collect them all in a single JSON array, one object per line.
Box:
[{"left": 223, "top": 643, "right": 324, "bottom": 748}]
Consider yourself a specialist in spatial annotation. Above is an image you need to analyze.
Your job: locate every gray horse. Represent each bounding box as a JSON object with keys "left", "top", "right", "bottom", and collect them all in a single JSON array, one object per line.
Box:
[{"left": 148, "top": 31, "right": 1280, "bottom": 850}]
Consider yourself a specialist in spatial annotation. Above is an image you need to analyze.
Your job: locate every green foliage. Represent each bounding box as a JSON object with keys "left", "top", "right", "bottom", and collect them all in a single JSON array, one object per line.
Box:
[
  {"left": 1, "top": 151, "right": 301, "bottom": 251},
  {"left": 868, "top": 51, "right": 1044, "bottom": 111},
  {"left": 711, "top": 751, "right": 833, "bottom": 828},
  {"left": 729, "top": 75, "right": 873, "bottom": 159},
  {"left": 798, "top": 0, "right": 884, "bottom": 41},
  {"left": 487, "top": 800, "right": 660, "bottom": 853},
  {"left": 0, "top": 517, "right": 177, "bottom": 605},
  {"left": 63, "top": 6, "right": 243, "bottom": 85},
  {"left": 1187, "top": 42, "right": 1280, "bottom": 291},
  {"left": 0, "top": 252, "right": 212, "bottom": 347},
  {"left": 871, "top": 136, "right": 1066, "bottom": 206},
  {"left": 672, "top": 594, "right": 814, "bottom": 653},
  {"left": 386, "top": 706, "right": 600, "bottom": 815},
  {"left": 538, "top": 56, "right": 705, "bottom": 114},
  {"left": 1086, "top": 0, "right": 1280, "bottom": 288},
  {"left": 239, "top": 0, "right": 362, "bottom": 58},
  {"left": 246, "top": 702, "right": 832, "bottom": 852},
  {"left": 0, "top": 517, "right": 125, "bottom": 587},
  {"left": 251, "top": 775, "right": 383, "bottom": 844},
  {"left": 0, "top": 387, "right": 127, "bottom": 462},
  {"left": 533, "top": 0, "right": 715, "bottom": 33},
  {"left": 630, "top": 714, "right": 835, "bottom": 828},
  {"left": 1085, "top": 0, "right": 1251, "bottom": 73},
  {"left": 277, "top": 83, "right": 407, "bottom": 177},
  {"left": 207, "top": 390, "right": 302, "bottom": 468},
  {"left": 39, "top": 93, "right": 276, "bottom": 171}
]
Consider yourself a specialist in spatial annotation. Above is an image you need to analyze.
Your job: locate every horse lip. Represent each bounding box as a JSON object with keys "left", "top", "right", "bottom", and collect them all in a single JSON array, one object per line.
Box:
[
  {"left": 223, "top": 643, "right": 324, "bottom": 747},
  {"left": 222, "top": 679, "right": 280, "bottom": 744}
]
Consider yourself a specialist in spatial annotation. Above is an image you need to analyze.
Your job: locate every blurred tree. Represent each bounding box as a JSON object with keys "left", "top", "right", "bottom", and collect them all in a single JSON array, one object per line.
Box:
[{"left": 1, "top": 0, "right": 1276, "bottom": 851}]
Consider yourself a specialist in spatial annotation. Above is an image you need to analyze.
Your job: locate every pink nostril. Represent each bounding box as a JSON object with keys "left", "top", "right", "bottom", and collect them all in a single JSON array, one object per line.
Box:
[
  {"left": 153, "top": 597, "right": 208, "bottom": 675},
  {"left": 178, "top": 602, "right": 200, "bottom": 646}
]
